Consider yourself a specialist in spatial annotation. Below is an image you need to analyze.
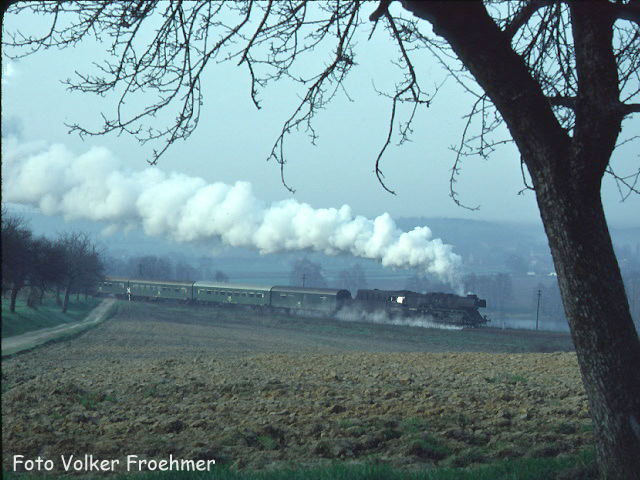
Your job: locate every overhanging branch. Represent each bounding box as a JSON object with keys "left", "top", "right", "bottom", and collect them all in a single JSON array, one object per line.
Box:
[{"left": 503, "top": 0, "right": 554, "bottom": 40}]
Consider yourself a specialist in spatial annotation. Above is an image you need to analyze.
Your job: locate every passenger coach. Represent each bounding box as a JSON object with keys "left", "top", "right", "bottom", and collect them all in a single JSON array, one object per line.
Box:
[
  {"left": 96, "top": 277, "right": 352, "bottom": 316},
  {"left": 270, "top": 286, "right": 351, "bottom": 315},
  {"left": 193, "top": 282, "right": 271, "bottom": 306}
]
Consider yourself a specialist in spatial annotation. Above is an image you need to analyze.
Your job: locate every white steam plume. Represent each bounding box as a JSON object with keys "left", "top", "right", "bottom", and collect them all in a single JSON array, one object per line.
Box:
[
  {"left": 336, "top": 306, "right": 463, "bottom": 331},
  {"left": 3, "top": 140, "right": 462, "bottom": 284}
]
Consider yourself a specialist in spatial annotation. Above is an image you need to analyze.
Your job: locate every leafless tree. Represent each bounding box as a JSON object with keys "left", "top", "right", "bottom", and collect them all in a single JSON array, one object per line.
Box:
[
  {"left": 174, "top": 259, "right": 198, "bottom": 282},
  {"left": 214, "top": 270, "right": 230, "bottom": 283},
  {"left": 26, "top": 236, "right": 66, "bottom": 306},
  {"left": 1, "top": 212, "right": 33, "bottom": 312},
  {"left": 290, "top": 258, "right": 327, "bottom": 288},
  {"left": 57, "top": 232, "right": 104, "bottom": 313},
  {"left": 4, "top": 1, "right": 640, "bottom": 477},
  {"left": 128, "top": 254, "right": 173, "bottom": 280},
  {"left": 338, "top": 263, "right": 367, "bottom": 295}
]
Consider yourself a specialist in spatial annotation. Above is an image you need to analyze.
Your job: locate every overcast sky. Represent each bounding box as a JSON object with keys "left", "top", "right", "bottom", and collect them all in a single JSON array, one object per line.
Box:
[{"left": 2, "top": 4, "right": 639, "bottom": 231}]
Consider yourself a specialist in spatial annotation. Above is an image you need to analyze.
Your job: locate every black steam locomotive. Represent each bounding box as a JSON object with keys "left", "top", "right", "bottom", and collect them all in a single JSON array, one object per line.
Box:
[{"left": 354, "top": 289, "right": 489, "bottom": 327}]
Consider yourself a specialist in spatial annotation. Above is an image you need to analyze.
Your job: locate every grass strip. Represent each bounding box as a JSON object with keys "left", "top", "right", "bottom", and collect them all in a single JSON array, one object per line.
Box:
[
  {"left": 2, "top": 296, "right": 101, "bottom": 337},
  {"left": 3, "top": 449, "right": 596, "bottom": 480}
]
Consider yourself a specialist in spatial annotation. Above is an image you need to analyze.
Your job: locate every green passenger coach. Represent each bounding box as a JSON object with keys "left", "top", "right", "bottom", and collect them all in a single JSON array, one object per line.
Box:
[
  {"left": 128, "top": 279, "right": 194, "bottom": 301},
  {"left": 97, "top": 277, "right": 129, "bottom": 296},
  {"left": 270, "top": 286, "right": 351, "bottom": 314},
  {"left": 97, "top": 278, "right": 194, "bottom": 301},
  {"left": 193, "top": 282, "right": 271, "bottom": 306}
]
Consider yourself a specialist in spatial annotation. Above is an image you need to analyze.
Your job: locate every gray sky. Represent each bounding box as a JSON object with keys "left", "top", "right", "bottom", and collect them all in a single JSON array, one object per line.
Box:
[{"left": 2, "top": 4, "right": 639, "bottom": 230}]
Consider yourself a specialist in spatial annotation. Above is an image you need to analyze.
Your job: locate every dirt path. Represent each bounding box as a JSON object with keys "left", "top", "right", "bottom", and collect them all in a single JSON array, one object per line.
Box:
[{"left": 1, "top": 298, "right": 116, "bottom": 356}]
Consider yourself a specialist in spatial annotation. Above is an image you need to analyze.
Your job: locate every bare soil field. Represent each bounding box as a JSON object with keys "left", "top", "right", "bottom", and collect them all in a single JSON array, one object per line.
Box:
[{"left": 2, "top": 301, "right": 590, "bottom": 474}]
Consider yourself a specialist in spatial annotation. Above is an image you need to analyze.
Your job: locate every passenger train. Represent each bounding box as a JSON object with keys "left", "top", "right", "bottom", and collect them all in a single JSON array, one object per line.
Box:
[{"left": 98, "top": 277, "right": 488, "bottom": 327}]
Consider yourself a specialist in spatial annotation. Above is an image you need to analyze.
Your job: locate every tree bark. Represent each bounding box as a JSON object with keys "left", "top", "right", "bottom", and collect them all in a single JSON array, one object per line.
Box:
[
  {"left": 62, "top": 285, "right": 71, "bottom": 313},
  {"left": 27, "top": 287, "right": 37, "bottom": 308},
  {"left": 9, "top": 286, "right": 19, "bottom": 313},
  {"left": 398, "top": 2, "right": 640, "bottom": 477},
  {"left": 535, "top": 171, "right": 640, "bottom": 479}
]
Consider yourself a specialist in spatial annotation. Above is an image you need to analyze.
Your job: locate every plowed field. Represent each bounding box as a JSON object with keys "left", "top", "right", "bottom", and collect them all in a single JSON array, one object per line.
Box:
[{"left": 2, "top": 301, "right": 589, "bottom": 474}]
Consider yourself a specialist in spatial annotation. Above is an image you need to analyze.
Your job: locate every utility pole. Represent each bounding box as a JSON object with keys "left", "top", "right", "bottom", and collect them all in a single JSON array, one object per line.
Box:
[
  {"left": 536, "top": 289, "right": 542, "bottom": 330},
  {"left": 302, "top": 273, "right": 306, "bottom": 288}
]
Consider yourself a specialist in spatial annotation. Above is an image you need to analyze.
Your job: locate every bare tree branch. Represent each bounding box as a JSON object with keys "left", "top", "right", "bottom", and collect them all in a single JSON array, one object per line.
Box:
[
  {"left": 503, "top": 0, "right": 554, "bottom": 40},
  {"left": 369, "top": 0, "right": 392, "bottom": 22},
  {"left": 3, "top": 0, "right": 638, "bottom": 200}
]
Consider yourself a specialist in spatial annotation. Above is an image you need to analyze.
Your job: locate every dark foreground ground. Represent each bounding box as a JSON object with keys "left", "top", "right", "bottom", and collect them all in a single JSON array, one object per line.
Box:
[{"left": 2, "top": 301, "right": 590, "bottom": 475}]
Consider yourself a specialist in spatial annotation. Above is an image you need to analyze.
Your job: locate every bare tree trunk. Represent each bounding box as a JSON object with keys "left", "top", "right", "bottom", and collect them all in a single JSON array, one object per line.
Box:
[
  {"left": 536, "top": 179, "right": 640, "bottom": 479},
  {"left": 62, "top": 285, "right": 71, "bottom": 313},
  {"left": 398, "top": 4, "right": 640, "bottom": 476},
  {"left": 9, "top": 287, "right": 19, "bottom": 313},
  {"left": 27, "top": 287, "right": 37, "bottom": 308}
]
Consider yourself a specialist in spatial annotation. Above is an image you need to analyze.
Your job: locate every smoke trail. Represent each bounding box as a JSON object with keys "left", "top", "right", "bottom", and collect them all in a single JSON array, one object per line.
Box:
[
  {"left": 3, "top": 139, "right": 462, "bottom": 284},
  {"left": 335, "top": 306, "right": 463, "bottom": 331}
]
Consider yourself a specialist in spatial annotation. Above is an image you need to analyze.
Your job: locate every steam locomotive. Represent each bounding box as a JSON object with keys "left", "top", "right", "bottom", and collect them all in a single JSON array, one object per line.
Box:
[
  {"left": 354, "top": 289, "right": 488, "bottom": 327},
  {"left": 97, "top": 277, "right": 488, "bottom": 328}
]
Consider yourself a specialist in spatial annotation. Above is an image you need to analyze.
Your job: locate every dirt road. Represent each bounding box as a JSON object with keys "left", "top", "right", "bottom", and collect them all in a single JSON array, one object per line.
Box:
[{"left": 1, "top": 298, "right": 116, "bottom": 356}]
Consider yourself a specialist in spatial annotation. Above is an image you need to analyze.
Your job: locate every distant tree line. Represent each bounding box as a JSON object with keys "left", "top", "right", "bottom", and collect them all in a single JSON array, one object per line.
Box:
[
  {"left": 462, "top": 270, "right": 638, "bottom": 330},
  {"left": 464, "top": 273, "right": 514, "bottom": 315},
  {"left": 1, "top": 212, "right": 104, "bottom": 313},
  {"left": 103, "top": 254, "right": 229, "bottom": 283},
  {"left": 338, "top": 264, "right": 367, "bottom": 295},
  {"left": 289, "top": 258, "right": 328, "bottom": 289},
  {"left": 288, "top": 259, "right": 369, "bottom": 296},
  {"left": 531, "top": 281, "right": 564, "bottom": 320}
]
